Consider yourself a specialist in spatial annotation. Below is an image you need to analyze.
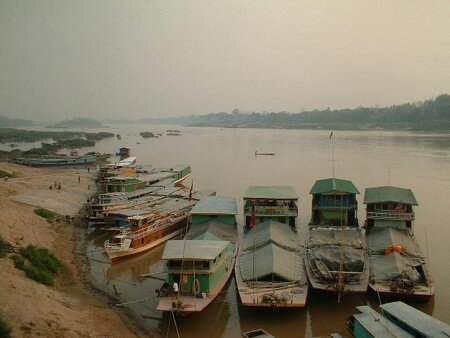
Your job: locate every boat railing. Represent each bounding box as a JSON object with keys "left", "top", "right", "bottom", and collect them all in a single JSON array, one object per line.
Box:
[
  {"left": 367, "top": 211, "right": 415, "bottom": 220},
  {"left": 244, "top": 205, "right": 297, "bottom": 216},
  {"left": 312, "top": 203, "right": 357, "bottom": 210}
]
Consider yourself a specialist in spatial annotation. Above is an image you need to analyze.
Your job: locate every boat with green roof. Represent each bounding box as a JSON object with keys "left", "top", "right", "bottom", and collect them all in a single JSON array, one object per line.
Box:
[
  {"left": 305, "top": 177, "right": 369, "bottom": 297},
  {"left": 235, "top": 186, "right": 308, "bottom": 307},
  {"left": 364, "top": 186, "right": 434, "bottom": 300},
  {"left": 156, "top": 195, "right": 238, "bottom": 313}
]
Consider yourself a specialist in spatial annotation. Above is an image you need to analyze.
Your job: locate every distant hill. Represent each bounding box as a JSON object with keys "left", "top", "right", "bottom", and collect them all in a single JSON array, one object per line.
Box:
[
  {"left": 0, "top": 115, "right": 34, "bottom": 127},
  {"left": 50, "top": 118, "right": 104, "bottom": 129},
  {"left": 125, "top": 94, "right": 450, "bottom": 132}
]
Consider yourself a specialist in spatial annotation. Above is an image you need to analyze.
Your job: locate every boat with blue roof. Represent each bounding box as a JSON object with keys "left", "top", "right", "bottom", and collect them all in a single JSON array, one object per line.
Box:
[
  {"left": 364, "top": 186, "right": 434, "bottom": 300},
  {"left": 156, "top": 195, "right": 238, "bottom": 313},
  {"left": 305, "top": 178, "right": 369, "bottom": 296},
  {"left": 235, "top": 186, "right": 308, "bottom": 307}
]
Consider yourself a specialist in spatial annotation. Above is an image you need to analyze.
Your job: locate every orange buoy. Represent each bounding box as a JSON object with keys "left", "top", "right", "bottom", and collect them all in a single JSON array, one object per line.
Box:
[{"left": 385, "top": 245, "right": 404, "bottom": 255}]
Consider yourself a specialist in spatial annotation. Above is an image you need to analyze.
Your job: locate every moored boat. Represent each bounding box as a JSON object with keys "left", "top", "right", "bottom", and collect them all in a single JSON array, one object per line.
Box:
[
  {"left": 346, "top": 301, "right": 449, "bottom": 338},
  {"left": 156, "top": 196, "right": 238, "bottom": 313},
  {"left": 364, "top": 186, "right": 434, "bottom": 300},
  {"left": 235, "top": 186, "right": 308, "bottom": 307},
  {"left": 16, "top": 154, "right": 97, "bottom": 167},
  {"left": 104, "top": 206, "right": 190, "bottom": 262},
  {"left": 305, "top": 178, "right": 369, "bottom": 296}
]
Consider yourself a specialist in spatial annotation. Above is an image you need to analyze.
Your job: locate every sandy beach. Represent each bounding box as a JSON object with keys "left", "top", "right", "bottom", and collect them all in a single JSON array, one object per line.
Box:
[{"left": 0, "top": 162, "right": 158, "bottom": 337}]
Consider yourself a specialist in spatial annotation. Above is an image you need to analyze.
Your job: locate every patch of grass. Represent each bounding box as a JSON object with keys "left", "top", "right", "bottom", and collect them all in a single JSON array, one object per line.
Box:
[
  {"left": 10, "top": 245, "right": 67, "bottom": 286},
  {"left": 0, "top": 314, "right": 12, "bottom": 338},
  {"left": 33, "top": 207, "right": 55, "bottom": 221},
  {"left": 0, "top": 169, "right": 15, "bottom": 179},
  {"left": 0, "top": 236, "right": 8, "bottom": 258}
]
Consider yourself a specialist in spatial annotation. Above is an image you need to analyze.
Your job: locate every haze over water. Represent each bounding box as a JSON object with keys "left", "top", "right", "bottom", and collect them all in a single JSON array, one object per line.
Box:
[{"left": 80, "top": 125, "right": 450, "bottom": 337}]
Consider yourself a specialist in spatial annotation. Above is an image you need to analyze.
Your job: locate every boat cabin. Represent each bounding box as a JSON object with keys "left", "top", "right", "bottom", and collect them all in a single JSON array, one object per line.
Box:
[
  {"left": 117, "top": 147, "right": 130, "bottom": 160},
  {"left": 347, "top": 305, "right": 413, "bottom": 338},
  {"left": 380, "top": 301, "right": 450, "bottom": 338},
  {"left": 162, "top": 240, "right": 231, "bottom": 296},
  {"left": 190, "top": 196, "right": 238, "bottom": 226},
  {"left": 309, "top": 178, "right": 359, "bottom": 227},
  {"left": 364, "top": 186, "right": 417, "bottom": 231},
  {"left": 243, "top": 186, "right": 298, "bottom": 229}
]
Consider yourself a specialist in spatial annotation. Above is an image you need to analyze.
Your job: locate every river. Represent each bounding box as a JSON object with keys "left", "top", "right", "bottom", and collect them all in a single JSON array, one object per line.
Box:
[{"left": 63, "top": 125, "right": 449, "bottom": 337}]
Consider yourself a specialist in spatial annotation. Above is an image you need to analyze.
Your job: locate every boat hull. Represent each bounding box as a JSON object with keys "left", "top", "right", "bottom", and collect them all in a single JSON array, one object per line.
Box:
[
  {"left": 156, "top": 247, "right": 237, "bottom": 313},
  {"left": 19, "top": 155, "right": 97, "bottom": 167},
  {"left": 368, "top": 283, "right": 434, "bottom": 301}
]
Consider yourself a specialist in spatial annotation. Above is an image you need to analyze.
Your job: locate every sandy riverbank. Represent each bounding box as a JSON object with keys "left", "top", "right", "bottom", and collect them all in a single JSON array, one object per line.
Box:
[{"left": 0, "top": 162, "right": 158, "bottom": 337}]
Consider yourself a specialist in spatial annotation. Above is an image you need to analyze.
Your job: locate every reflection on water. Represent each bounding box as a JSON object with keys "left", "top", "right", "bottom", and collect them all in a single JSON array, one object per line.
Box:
[{"left": 83, "top": 126, "right": 449, "bottom": 337}]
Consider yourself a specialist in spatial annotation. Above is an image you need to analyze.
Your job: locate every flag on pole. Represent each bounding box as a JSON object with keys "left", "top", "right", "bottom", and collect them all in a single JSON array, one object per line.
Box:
[
  {"left": 329, "top": 131, "right": 333, "bottom": 139},
  {"left": 394, "top": 203, "right": 403, "bottom": 211},
  {"left": 188, "top": 180, "right": 193, "bottom": 201},
  {"left": 250, "top": 200, "right": 256, "bottom": 229}
]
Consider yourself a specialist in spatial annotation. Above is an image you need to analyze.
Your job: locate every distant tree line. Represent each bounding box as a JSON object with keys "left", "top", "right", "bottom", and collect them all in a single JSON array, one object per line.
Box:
[{"left": 141, "top": 94, "right": 450, "bottom": 131}]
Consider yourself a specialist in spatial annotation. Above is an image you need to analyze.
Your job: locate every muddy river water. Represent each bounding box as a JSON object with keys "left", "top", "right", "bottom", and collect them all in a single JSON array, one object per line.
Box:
[{"left": 82, "top": 125, "right": 449, "bottom": 337}]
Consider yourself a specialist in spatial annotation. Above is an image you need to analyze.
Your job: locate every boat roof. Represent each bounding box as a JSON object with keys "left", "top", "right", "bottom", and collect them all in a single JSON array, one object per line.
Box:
[
  {"left": 309, "top": 228, "right": 363, "bottom": 248},
  {"left": 364, "top": 186, "right": 418, "bottom": 205},
  {"left": 367, "top": 227, "right": 422, "bottom": 257},
  {"left": 190, "top": 196, "right": 238, "bottom": 215},
  {"left": 309, "top": 178, "right": 360, "bottom": 195},
  {"left": 240, "top": 243, "right": 306, "bottom": 282},
  {"left": 242, "top": 220, "right": 297, "bottom": 251},
  {"left": 117, "top": 157, "right": 136, "bottom": 167},
  {"left": 244, "top": 186, "right": 298, "bottom": 200},
  {"left": 162, "top": 240, "right": 229, "bottom": 260},
  {"left": 380, "top": 302, "right": 450, "bottom": 338},
  {"left": 353, "top": 306, "right": 413, "bottom": 338},
  {"left": 186, "top": 219, "right": 237, "bottom": 244},
  {"left": 158, "top": 164, "right": 190, "bottom": 173}
]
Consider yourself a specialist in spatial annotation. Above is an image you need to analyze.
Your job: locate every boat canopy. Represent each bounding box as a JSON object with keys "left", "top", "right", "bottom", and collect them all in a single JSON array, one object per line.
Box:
[
  {"left": 309, "top": 228, "right": 363, "bottom": 248},
  {"left": 373, "top": 220, "right": 408, "bottom": 230},
  {"left": 308, "top": 245, "right": 365, "bottom": 273},
  {"left": 352, "top": 305, "right": 413, "bottom": 338},
  {"left": 244, "top": 186, "right": 298, "bottom": 200},
  {"left": 309, "top": 178, "right": 360, "bottom": 195},
  {"left": 240, "top": 243, "right": 306, "bottom": 282},
  {"left": 190, "top": 196, "right": 238, "bottom": 216},
  {"left": 380, "top": 302, "right": 450, "bottom": 338},
  {"left": 162, "top": 240, "right": 229, "bottom": 261},
  {"left": 370, "top": 253, "right": 423, "bottom": 285},
  {"left": 186, "top": 220, "right": 236, "bottom": 244},
  {"left": 368, "top": 227, "right": 422, "bottom": 257},
  {"left": 242, "top": 220, "right": 297, "bottom": 251},
  {"left": 364, "top": 186, "right": 418, "bottom": 205}
]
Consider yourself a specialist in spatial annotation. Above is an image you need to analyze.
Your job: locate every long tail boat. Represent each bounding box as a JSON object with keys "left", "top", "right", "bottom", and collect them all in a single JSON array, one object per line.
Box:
[
  {"left": 364, "top": 186, "right": 434, "bottom": 300},
  {"left": 235, "top": 186, "right": 308, "bottom": 307},
  {"left": 304, "top": 178, "right": 369, "bottom": 298},
  {"left": 156, "top": 196, "right": 238, "bottom": 313}
]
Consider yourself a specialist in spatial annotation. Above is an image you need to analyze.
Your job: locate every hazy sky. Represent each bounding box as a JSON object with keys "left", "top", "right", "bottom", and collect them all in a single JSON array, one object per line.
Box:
[{"left": 1, "top": 1, "right": 449, "bottom": 121}]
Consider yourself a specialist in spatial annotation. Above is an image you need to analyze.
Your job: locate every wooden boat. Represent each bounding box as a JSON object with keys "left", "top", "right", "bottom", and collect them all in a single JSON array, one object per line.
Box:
[
  {"left": 242, "top": 329, "right": 275, "bottom": 338},
  {"left": 254, "top": 151, "right": 275, "bottom": 156},
  {"left": 235, "top": 186, "right": 308, "bottom": 307},
  {"left": 364, "top": 186, "right": 434, "bottom": 300},
  {"left": 104, "top": 208, "right": 190, "bottom": 262},
  {"left": 347, "top": 301, "right": 449, "bottom": 338},
  {"left": 156, "top": 196, "right": 238, "bottom": 313},
  {"left": 305, "top": 178, "right": 369, "bottom": 297}
]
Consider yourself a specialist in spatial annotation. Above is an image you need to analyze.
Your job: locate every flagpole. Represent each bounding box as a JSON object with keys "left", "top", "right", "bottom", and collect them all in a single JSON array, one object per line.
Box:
[{"left": 330, "top": 131, "right": 335, "bottom": 178}]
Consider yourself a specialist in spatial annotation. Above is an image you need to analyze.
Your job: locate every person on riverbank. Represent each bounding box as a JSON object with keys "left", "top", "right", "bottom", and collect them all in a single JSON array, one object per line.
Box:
[{"left": 173, "top": 282, "right": 179, "bottom": 297}]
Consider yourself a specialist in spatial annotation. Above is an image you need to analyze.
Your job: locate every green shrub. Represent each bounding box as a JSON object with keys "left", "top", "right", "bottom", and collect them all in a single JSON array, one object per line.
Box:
[
  {"left": 33, "top": 208, "right": 55, "bottom": 221},
  {"left": 0, "top": 314, "right": 12, "bottom": 338},
  {"left": 0, "top": 169, "right": 14, "bottom": 179},
  {"left": 11, "top": 245, "right": 66, "bottom": 286},
  {"left": 0, "top": 237, "right": 7, "bottom": 258},
  {"left": 19, "top": 246, "right": 61, "bottom": 274},
  {"left": 11, "top": 254, "right": 24, "bottom": 269}
]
